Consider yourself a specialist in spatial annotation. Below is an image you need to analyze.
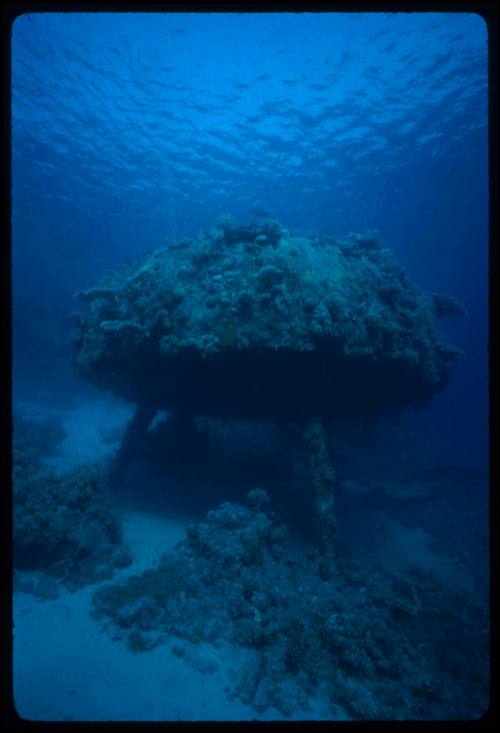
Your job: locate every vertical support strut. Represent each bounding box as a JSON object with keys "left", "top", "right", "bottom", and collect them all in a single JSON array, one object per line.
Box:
[
  {"left": 108, "top": 402, "right": 157, "bottom": 488},
  {"left": 303, "top": 416, "right": 337, "bottom": 578}
]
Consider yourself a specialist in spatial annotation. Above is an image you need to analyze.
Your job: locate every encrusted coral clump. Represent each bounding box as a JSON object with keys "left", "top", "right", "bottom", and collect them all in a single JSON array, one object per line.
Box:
[
  {"left": 71, "top": 217, "right": 464, "bottom": 421},
  {"left": 13, "top": 446, "right": 132, "bottom": 590},
  {"left": 90, "top": 491, "right": 488, "bottom": 720}
]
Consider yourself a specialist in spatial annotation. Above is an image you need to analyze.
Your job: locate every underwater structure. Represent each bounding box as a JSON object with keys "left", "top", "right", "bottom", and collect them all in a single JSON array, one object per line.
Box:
[{"left": 71, "top": 216, "right": 465, "bottom": 571}]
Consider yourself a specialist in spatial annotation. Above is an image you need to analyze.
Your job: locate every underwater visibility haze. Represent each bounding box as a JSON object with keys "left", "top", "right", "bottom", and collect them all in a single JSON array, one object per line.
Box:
[{"left": 11, "top": 11, "right": 489, "bottom": 722}]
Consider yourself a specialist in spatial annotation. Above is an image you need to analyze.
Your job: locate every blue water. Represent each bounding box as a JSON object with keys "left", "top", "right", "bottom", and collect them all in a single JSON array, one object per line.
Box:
[{"left": 11, "top": 11, "right": 489, "bottom": 722}]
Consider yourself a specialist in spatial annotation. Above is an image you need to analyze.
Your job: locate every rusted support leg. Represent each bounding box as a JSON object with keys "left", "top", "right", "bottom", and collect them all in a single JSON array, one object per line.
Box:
[
  {"left": 303, "top": 416, "right": 337, "bottom": 579},
  {"left": 108, "top": 402, "right": 157, "bottom": 488}
]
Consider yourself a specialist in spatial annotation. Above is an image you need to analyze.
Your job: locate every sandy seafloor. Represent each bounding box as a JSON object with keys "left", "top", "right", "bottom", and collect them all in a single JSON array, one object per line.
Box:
[{"left": 12, "top": 396, "right": 480, "bottom": 722}]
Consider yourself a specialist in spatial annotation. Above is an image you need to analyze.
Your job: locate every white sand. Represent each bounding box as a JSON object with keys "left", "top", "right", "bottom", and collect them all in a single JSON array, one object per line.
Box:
[
  {"left": 15, "top": 397, "right": 134, "bottom": 473},
  {"left": 14, "top": 507, "right": 333, "bottom": 721},
  {"left": 14, "top": 512, "right": 268, "bottom": 721}
]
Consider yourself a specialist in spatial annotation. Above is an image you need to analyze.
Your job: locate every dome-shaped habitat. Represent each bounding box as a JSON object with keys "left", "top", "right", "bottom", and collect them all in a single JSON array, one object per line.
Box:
[
  {"left": 70, "top": 217, "right": 464, "bottom": 572},
  {"left": 71, "top": 217, "right": 462, "bottom": 420}
]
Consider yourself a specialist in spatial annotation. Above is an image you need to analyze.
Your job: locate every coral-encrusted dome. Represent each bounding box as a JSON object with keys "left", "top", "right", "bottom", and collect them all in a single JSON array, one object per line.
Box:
[{"left": 71, "top": 218, "right": 462, "bottom": 420}]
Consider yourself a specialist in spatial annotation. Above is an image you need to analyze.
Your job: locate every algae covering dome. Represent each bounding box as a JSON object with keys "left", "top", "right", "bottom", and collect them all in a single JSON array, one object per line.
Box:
[{"left": 71, "top": 217, "right": 464, "bottom": 421}]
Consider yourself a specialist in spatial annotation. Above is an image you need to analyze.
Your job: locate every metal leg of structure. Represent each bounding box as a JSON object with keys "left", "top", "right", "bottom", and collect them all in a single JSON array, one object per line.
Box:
[
  {"left": 108, "top": 402, "right": 157, "bottom": 488},
  {"left": 303, "top": 416, "right": 337, "bottom": 579}
]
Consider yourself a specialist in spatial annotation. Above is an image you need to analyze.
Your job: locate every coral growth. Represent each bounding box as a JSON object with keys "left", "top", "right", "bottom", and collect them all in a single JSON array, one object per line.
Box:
[
  {"left": 91, "top": 491, "right": 488, "bottom": 720},
  {"left": 13, "top": 446, "right": 131, "bottom": 591},
  {"left": 71, "top": 217, "right": 464, "bottom": 421}
]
